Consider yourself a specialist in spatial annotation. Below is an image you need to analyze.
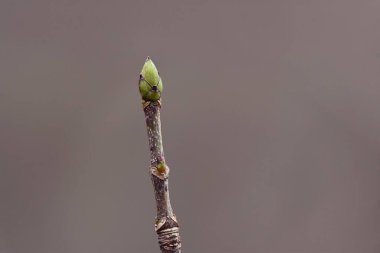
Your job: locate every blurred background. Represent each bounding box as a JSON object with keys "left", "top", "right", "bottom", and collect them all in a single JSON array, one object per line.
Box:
[{"left": 1, "top": 1, "right": 380, "bottom": 253}]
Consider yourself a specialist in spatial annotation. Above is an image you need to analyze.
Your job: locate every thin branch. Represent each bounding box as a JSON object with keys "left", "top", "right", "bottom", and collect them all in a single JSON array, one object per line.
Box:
[{"left": 138, "top": 57, "right": 181, "bottom": 253}]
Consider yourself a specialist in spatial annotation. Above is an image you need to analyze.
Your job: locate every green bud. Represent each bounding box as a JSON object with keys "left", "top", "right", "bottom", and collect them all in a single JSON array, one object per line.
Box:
[{"left": 138, "top": 57, "right": 163, "bottom": 102}]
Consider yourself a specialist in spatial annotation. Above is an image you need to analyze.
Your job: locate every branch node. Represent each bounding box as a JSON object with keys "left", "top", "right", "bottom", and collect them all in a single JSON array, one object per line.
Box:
[
  {"left": 156, "top": 215, "right": 181, "bottom": 252},
  {"left": 150, "top": 164, "right": 170, "bottom": 180},
  {"left": 142, "top": 99, "right": 161, "bottom": 110}
]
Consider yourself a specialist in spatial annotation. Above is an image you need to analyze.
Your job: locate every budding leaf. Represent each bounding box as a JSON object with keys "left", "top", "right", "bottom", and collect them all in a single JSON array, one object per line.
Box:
[{"left": 139, "top": 57, "right": 163, "bottom": 102}]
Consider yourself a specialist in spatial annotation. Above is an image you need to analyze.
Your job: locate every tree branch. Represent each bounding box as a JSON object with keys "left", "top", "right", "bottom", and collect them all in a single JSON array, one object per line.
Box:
[{"left": 139, "top": 57, "right": 181, "bottom": 253}]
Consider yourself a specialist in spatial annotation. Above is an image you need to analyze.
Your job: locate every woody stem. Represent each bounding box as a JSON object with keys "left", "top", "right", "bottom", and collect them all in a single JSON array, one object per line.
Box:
[{"left": 143, "top": 100, "right": 181, "bottom": 253}]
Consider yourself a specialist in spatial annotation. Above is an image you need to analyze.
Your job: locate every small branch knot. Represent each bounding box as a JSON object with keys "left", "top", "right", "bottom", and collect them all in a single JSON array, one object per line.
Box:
[
  {"left": 150, "top": 164, "right": 170, "bottom": 180},
  {"left": 142, "top": 99, "right": 161, "bottom": 110},
  {"left": 155, "top": 215, "right": 181, "bottom": 252}
]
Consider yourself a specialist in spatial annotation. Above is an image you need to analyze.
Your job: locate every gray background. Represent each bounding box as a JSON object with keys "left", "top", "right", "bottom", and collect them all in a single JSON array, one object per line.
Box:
[{"left": 1, "top": 1, "right": 380, "bottom": 253}]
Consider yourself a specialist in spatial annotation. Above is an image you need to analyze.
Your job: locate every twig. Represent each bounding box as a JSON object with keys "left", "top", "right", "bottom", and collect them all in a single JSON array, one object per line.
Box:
[{"left": 138, "top": 57, "right": 181, "bottom": 253}]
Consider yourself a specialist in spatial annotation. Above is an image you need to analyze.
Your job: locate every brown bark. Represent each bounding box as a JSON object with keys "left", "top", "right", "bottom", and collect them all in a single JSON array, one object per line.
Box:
[{"left": 143, "top": 101, "right": 181, "bottom": 253}]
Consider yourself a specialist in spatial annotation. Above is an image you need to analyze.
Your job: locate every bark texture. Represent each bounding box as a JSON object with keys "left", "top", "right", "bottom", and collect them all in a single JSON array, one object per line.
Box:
[{"left": 143, "top": 101, "right": 181, "bottom": 253}]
